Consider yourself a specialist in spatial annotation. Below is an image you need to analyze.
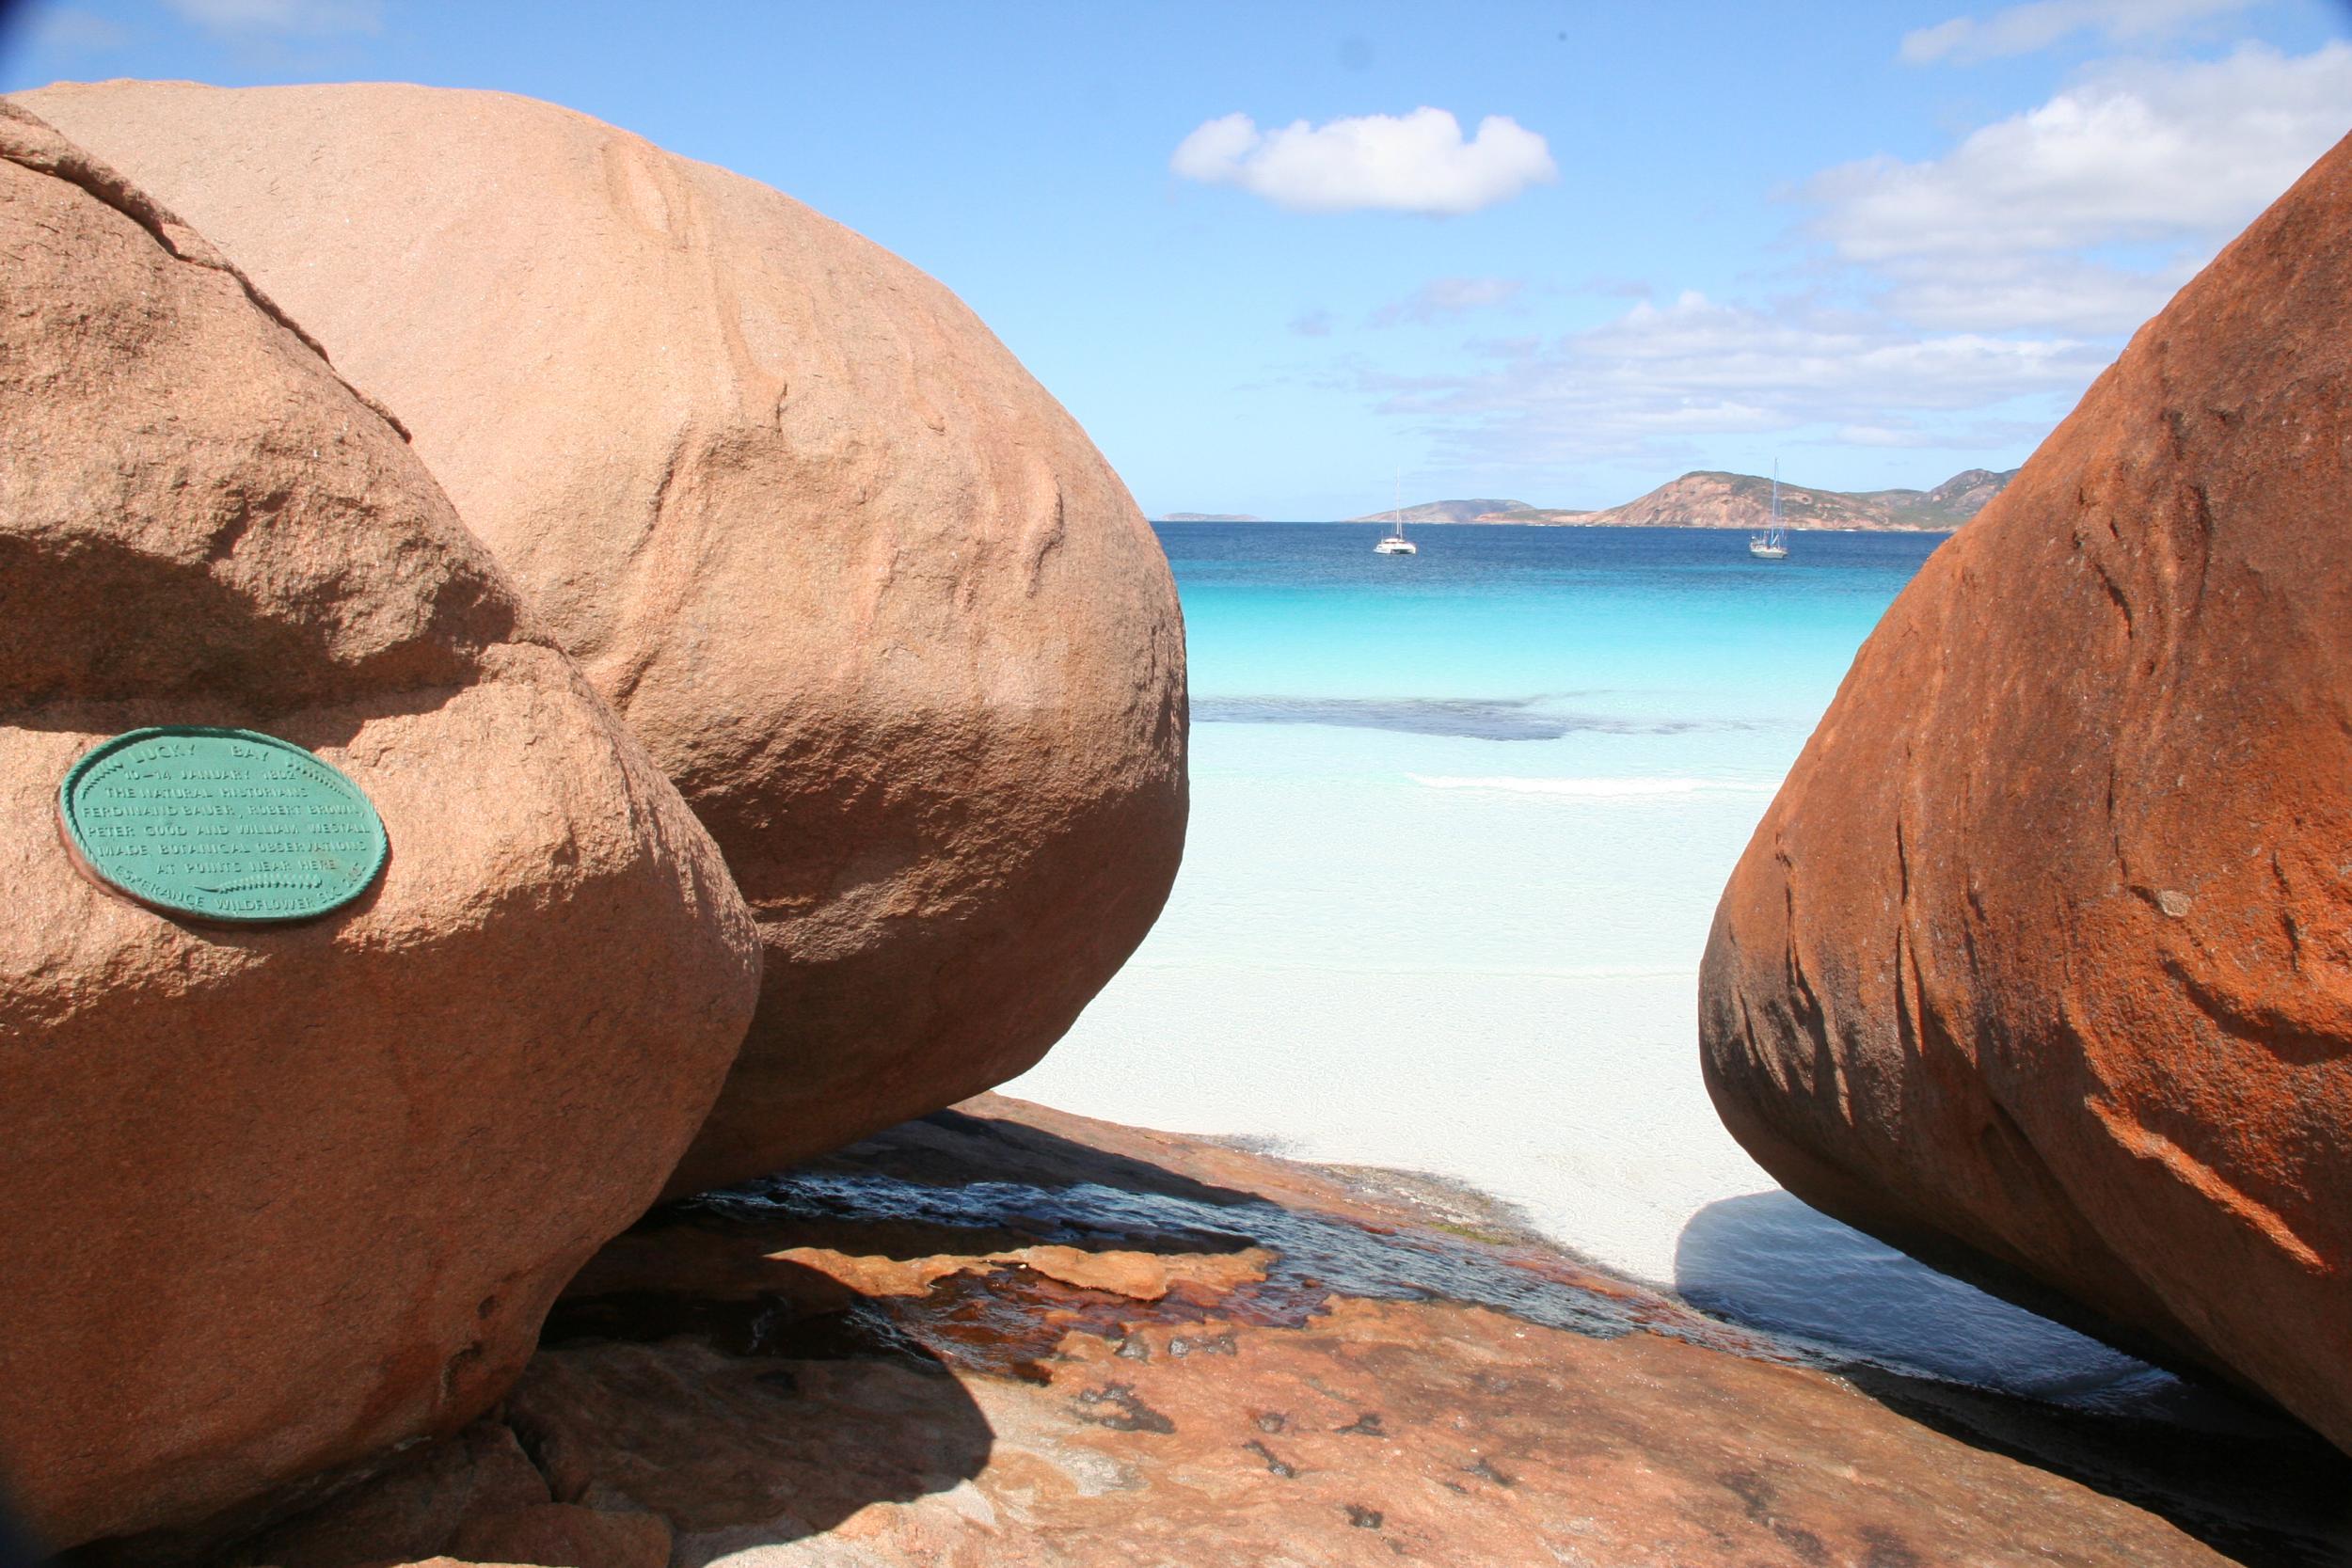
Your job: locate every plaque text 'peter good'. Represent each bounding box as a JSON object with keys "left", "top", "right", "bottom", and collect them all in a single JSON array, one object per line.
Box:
[{"left": 58, "top": 727, "right": 389, "bottom": 923}]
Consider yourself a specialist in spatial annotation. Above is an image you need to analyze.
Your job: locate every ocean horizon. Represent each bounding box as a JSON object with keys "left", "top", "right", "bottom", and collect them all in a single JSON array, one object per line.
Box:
[{"left": 1013, "top": 520, "right": 2191, "bottom": 1414}]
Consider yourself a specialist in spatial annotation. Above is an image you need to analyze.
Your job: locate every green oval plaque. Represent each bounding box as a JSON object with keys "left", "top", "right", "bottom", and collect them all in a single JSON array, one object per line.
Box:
[{"left": 57, "top": 727, "right": 389, "bottom": 924}]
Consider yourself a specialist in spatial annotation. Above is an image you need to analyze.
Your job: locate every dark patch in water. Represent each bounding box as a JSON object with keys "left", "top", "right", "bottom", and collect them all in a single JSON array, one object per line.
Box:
[{"left": 1194, "top": 695, "right": 1745, "bottom": 741}]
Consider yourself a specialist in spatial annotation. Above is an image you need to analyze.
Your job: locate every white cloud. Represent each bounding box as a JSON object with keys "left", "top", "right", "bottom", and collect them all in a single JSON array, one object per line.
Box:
[
  {"left": 1261, "top": 26, "right": 2337, "bottom": 482},
  {"left": 1877, "top": 251, "right": 2204, "bottom": 332},
  {"left": 1369, "top": 277, "right": 1525, "bottom": 327},
  {"left": 1371, "top": 290, "right": 2109, "bottom": 467},
  {"left": 1170, "top": 107, "right": 1557, "bottom": 215},
  {"left": 1816, "top": 43, "right": 2352, "bottom": 261},
  {"left": 1289, "top": 309, "right": 1335, "bottom": 338},
  {"left": 1900, "top": 0, "right": 2258, "bottom": 64},
  {"left": 164, "top": 0, "right": 381, "bottom": 34},
  {"left": 1834, "top": 418, "right": 2051, "bottom": 449},
  {"left": 1804, "top": 41, "right": 2352, "bottom": 335},
  {"left": 1836, "top": 422, "right": 1944, "bottom": 448}
]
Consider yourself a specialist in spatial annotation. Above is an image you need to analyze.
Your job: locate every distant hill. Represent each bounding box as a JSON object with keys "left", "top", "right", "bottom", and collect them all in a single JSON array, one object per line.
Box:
[
  {"left": 1482, "top": 467, "right": 2016, "bottom": 531},
  {"left": 1155, "top": 512, "right": 1264, "bottom": 522},
  {"left": 1348, "top": 498, "right": 1535, "bottom": 525},
  {"left": 1854, "top": 467, "right": 2014, "bottom": 527}
]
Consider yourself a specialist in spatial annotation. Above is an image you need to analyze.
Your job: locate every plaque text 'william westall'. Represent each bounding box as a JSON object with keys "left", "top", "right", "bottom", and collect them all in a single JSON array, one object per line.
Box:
[{"left": 58, "top": 728, "right": 389, "bottom": 924}]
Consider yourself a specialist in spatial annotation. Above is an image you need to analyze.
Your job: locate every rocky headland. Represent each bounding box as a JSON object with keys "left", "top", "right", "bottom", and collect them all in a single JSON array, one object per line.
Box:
[
  {"left": 1190, "top": 471, "right": 2011, "bottom": 531},
  {"left": 1478, "top": 467, "right": 2016, "bottom": 530}
]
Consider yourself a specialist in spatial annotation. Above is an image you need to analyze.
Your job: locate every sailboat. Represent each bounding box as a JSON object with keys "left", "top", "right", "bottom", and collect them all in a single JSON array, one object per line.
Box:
[
  {"left": 1748, "top": 461, "right": 1789, "bottom": 560},
  {"left": 1375, "top": 470, "right": 1418, "bottom": 556}
]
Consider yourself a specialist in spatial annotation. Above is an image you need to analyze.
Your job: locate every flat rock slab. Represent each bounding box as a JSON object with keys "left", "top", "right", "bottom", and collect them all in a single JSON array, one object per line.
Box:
[
  {"left": 512, "top": 1301, "right": 2219, "bottom": 1568},
  {"left": 198, "top": 1097, "right": 2352, "bottom": 1568}
]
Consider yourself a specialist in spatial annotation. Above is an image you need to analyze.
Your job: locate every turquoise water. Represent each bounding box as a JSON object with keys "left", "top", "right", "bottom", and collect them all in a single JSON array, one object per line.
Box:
[
  {"left": 1173, "top": 520, "right": 1915, "bottom": 721},
  {"left": 1013, "top": 522, "right": 2176, "bottom": 1408}
]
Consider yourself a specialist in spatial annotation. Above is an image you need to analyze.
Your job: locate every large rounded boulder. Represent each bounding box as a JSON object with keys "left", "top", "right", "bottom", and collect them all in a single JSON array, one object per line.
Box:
[
  {"left": 1697, "top": 132, "right": 2352, "bottom": 1451},
  {"left": 0, "top": 106, "right": 761, "bottom": 1546},
  {"left": 20, "top": 80, "right": 1191, "bottom": 1196}
]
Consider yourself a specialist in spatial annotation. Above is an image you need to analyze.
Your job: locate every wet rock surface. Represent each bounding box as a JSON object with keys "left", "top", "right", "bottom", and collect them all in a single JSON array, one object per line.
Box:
[{"left": 155, "top": 1098, "right": 2352, "bottom": 1568}]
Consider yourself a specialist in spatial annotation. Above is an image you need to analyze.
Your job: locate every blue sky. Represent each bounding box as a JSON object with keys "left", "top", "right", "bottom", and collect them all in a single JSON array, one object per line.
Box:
[{"left": 6, "top": 0, "right": 2349, "bottom": 516}]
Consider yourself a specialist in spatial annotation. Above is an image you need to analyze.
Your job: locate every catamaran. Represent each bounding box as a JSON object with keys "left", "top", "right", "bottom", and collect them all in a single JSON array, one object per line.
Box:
[
  {"left": 1375, "top": 471, "right": 1418, "bottom": 555},
  {"left": 1749, "top": 461, "right": 1789, "bottom": 560}
]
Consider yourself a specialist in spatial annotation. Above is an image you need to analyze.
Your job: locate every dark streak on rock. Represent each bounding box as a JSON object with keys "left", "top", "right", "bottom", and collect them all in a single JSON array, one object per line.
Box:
[
  {"left": 1073, "top": 1384, "right": 1175, "bottom": 1435},
  {"left": 1242, "top": 1439, "right": 1296, "bottom": 1479}
]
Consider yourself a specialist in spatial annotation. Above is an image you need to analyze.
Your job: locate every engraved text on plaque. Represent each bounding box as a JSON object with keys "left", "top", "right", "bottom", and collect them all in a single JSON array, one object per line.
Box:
[{"left": 57, "top": 727, "right": 389, "bottom": 923}]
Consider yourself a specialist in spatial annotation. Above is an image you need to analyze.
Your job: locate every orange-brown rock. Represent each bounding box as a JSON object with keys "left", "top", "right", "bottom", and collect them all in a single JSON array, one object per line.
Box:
[
  {"left": 0, "top": 106, "right": 760, "bottom": 1548},
  {"left": 770, "top": 1242, "right": 1273, "bottom": 1301},
  {"left": 505, "top": 1305, "right": 2249, "bottom": 1568},
  {"left": 238, "top": 1424, "right": 552, "bottom": 1568},
  {"left": 19, "top": 79, "right": 1190, "bottom": 1196},
  {"left": 1700, "top": 131, "right": 2352, "bottom": 1452},
  {"left": 195, "top": 1096, "right": 2345, "bottom": 1568},
  {"left": 446, "top": 1503, "right": 670, "bottom": 1568}
]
